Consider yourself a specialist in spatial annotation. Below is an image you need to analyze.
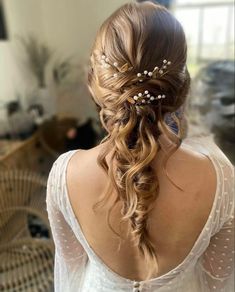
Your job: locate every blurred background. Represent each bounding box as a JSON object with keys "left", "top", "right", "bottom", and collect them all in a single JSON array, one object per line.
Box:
[{"left": 0, "top": 0, "right": 234, "bottom": 291}]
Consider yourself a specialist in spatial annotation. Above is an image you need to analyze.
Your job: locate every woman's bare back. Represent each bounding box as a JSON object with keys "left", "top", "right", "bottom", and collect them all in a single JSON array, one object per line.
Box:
[{"left": 66, "top": 136, "right": 217, "bottom": 281}]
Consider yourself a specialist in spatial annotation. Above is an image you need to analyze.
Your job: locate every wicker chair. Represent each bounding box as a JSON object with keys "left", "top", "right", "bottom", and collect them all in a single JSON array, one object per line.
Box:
[{"left": 0, "top": 170, "right": 54, "bottom": 291}]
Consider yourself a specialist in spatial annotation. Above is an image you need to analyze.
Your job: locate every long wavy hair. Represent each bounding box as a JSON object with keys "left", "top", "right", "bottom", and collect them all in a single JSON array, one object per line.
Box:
[{"left": 87, "top": 1, "right": 190, "bottom": 280}]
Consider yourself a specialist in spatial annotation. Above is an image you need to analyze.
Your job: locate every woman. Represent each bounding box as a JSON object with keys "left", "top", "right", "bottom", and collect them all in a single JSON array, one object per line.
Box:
[{"left": 46, "top": 2, "right": 234, "bottom": 291}]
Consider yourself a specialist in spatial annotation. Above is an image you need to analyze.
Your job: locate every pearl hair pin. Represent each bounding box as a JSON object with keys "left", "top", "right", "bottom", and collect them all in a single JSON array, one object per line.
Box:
[
  {"left": 127, "top": 90, "right": 166, "bottom": 105},
  {"left": 136, "top": 59, "right": 171, "bottom": 80},
  {"left": 99, "top": 54, "right": 168, "bottom": 106},
  {"left": 100, "top": 54, "right": 133, "bottom": 76},
  {"left": 100, "top": 55, "right": 111, "bottom": 69},
  {"left": 100, "top": 54, "right": 171, "bottom": 81}
]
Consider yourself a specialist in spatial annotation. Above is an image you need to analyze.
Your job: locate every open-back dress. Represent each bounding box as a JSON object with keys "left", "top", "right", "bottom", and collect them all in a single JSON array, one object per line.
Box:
[{"left": 46, "top": 136, "right": 234, "bottom": 292}]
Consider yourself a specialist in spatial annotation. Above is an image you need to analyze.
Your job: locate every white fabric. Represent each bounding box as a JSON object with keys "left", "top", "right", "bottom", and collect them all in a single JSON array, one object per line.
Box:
[{"left": 46, "top": 136, "right": 234, "bottom": 292}]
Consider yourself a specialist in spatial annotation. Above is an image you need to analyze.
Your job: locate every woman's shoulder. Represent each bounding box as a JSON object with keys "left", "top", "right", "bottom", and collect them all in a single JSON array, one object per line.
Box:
[
  {"left": 49, "top": 150, "right": 78, "bottom": 175},
  {"left": 64, "top": 142, "right": 109, "bottom": 174},
  {"left": 183, "top": 135, "right": 230, "bottom": 159},
  {"left": 182, "top": 135, "right": 234, "bottom": 203},
  {"left": 65, "top": 144, "right": 106, "bottom": 187},
  {"left": 47, "top": 149, "right": 86, "bottom": 189},
  {"left": 173, "top": 135, "right": 234, "bottom": 229},
  {"left": 46, "top": 149, "right": 85, "bottom": 207},
  {"left": 182, "top": 135, "right": 234, "bottom": 173}
]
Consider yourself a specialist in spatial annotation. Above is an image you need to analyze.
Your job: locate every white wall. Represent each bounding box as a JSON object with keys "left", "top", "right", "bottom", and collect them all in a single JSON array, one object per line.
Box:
[
  {"left": 0, "top": 0, "right": 128, "bottom": 110},
  {"left": 40, "top": 0, "right": 128, "bottom": 122},
  {"left": 41, "top": 0, "right": 128, "bottom": 60},
  {"left": 0, "top": 0, "right": 43, "bottom": 103}
]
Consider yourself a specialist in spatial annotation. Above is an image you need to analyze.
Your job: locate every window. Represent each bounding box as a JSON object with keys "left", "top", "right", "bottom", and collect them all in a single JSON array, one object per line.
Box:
[{"left": 174, "top": 1, "right": 234, "bottom": 71}]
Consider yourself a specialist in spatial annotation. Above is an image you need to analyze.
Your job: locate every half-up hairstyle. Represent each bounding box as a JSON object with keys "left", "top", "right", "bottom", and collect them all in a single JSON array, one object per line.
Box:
[{"left": 87, "top": 1, "right": 190, "bottom": 280}]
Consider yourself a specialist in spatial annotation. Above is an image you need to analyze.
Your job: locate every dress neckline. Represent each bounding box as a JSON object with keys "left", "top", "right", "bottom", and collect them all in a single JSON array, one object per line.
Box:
[{"left": 62, "top": 137, "right": 221, "bottom": 284}]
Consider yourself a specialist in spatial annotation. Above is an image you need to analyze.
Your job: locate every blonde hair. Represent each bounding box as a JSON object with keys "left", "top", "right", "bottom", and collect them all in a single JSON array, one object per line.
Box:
[{"left": 87, "top": 1, "right": 190, "bottom": 280}]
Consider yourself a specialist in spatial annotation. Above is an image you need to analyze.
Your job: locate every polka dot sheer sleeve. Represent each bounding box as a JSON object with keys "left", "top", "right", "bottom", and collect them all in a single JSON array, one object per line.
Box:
[
  {"left": 46, "top": 157, "right": 87, "bottom": 292},
  {"left": 201, "top": 152, "right": 234, "bottom": 292}
]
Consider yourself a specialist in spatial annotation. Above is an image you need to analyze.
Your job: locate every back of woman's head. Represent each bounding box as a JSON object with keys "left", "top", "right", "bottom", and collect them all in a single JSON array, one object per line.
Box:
[{"left": 88, "top": 1, "right": 190, "bottom": 279}]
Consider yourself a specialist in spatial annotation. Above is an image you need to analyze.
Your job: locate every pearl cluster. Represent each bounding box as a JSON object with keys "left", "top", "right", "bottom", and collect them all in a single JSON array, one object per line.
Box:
[
  {"left": 100, "top": 55, "right": 119, "bottom": 77},
  {"left": 136, "top": 59, "right": 171, "bottom": 81},
  {"left": 100, "top": 54, "right": 172, "bottom": 81},
  {"left": 100, "top": 54, "right": 168, "bottom": 106},
  {"left": 127, "top": 90, "right": 166, "bottom": 105}
]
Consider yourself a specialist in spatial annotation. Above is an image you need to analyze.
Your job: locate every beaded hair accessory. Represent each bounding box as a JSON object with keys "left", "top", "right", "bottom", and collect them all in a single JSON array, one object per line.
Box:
[
  {"left": 126, "top": 91, "right": 166, "bottom": 105},
  {"left": 100, "top": 54, "right": 171, "bottom": 106},
  {"left": 136, "top": 59, "right": 171, "bottom": 80}
]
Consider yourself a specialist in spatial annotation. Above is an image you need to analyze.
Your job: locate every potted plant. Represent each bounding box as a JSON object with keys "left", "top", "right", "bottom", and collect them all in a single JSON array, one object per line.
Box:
[{"left": 19, "top": 35, "right": 54, "bottom": 119}]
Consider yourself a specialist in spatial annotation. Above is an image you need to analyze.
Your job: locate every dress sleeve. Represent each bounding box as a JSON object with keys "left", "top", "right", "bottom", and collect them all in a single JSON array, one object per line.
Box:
[
  {"left": 46, "top": 157, "right": 87, "bottom": 292},
  {"left": 201, "top": 152, "right": 234, "bottom": 292}
]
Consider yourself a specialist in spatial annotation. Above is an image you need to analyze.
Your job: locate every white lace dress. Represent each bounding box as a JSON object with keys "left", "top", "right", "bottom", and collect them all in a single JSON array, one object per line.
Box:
[{"left": 46, "top": 136, "right": 234, "bottom": 292}]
